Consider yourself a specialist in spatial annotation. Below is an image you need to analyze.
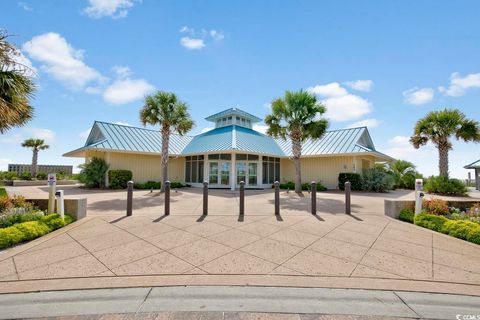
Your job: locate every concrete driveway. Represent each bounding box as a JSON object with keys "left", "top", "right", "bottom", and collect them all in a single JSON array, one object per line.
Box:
[{"left": 1, "top": 186, "right": 480, "bottom": 295}]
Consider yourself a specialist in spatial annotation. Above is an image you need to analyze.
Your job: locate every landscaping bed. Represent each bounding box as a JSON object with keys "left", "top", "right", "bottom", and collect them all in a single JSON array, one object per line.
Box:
[
  {"left": 398, "top": 199, "right": 480, "bottom": 245},
  {"left": 0, "top": 194, "right": 74, "bottom": 250}
]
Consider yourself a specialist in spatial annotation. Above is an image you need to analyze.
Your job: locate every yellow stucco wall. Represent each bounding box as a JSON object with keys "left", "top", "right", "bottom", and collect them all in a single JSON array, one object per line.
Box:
[
  {"left": 280, "top": 155, "right": 376, "bottom": 189},
  {"left": 86, "top": 151, "right": 185, "bottom": 184}
]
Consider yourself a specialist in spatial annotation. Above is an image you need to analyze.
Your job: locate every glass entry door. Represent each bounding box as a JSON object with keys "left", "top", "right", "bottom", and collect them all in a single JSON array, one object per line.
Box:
[
  {"left": 236, "top": 162, "right": 257, "bottom": 186},
  {"left": 209, "top": 161, "right": 230, "bottom": 186}
]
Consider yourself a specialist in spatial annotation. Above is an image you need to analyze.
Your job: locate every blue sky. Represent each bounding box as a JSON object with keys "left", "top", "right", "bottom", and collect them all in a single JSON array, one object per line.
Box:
[{"left": 1, "top": 0, "right": 479, "bottom": 178}]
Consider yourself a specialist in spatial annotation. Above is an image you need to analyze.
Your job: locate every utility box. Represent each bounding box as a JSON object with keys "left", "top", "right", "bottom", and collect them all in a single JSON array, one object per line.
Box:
[{"left": 415, "top": 179, "right": 424, "bottom": 215}]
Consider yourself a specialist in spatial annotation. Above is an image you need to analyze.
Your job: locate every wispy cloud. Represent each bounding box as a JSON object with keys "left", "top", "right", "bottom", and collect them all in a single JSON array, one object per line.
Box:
[
  {"left": 102, "top": 78, "right": 154, "bottom": 104},
  {"left": 180, "top": 37, "right": 205, "bottom": 50},
  {"left": 84, "top": 0, "right": 139, "bottom": 19},
  {"left": 403, "top": 87, "right": 434, "bottom": 105},
  {"left": 345, "top": 80, "right": 373, "bottom": 92},
  {"left": 438, "top": 72, "right": 480, "bottom": 97},
  {"left": 18, "top": 2, "right": 33, "bottom": 11},
  {"left": 347, "top": 118, "right": 381, "bottom": 128},
  {"left": 179, "top": 26, "right": 224, "bottom": 50}
]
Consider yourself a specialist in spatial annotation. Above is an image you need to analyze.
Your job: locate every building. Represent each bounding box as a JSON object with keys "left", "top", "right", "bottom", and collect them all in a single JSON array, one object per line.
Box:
[
  {"left": 8, "top": 164, "right": 73, "bottom": 175},
  {"left": 64, "top": 108, "right": 393, "bottom": 189},
  {"left": 464, "top": 159, "right": 480, "bottom": 190}
]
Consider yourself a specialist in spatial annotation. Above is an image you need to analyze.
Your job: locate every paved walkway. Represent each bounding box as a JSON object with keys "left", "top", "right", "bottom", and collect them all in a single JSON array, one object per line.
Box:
[
  {"left": 2, "top": 286, "right": 480, "bottom": 319},
  {"left": 1, "top": 186, "right": 480, "bottom": 295}
]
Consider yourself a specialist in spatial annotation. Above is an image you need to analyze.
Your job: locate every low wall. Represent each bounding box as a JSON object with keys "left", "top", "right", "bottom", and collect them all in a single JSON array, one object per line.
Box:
[
  {"left": 385, "top": 199, "right": 480, "bottom": 219},
  {"left": 12, "top": 180, "right": 78, "bottom": 187},
  {"left": 27, "top": 198, "right": 87, "bottom": 220}
]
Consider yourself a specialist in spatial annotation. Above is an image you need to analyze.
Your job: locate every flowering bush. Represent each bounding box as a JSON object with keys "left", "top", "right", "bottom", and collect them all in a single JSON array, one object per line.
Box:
[{"left": 423, "top": 198, "right": 450, "bottom": 216}]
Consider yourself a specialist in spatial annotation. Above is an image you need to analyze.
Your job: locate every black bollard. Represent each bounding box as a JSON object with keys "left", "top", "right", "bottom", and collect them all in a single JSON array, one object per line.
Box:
[
  {"left": 126, "top": 180, "right": 133, "bottom": 216},
  {"left": 311, "top": 181, "right": 317, "bottom": 215},
  {"left": 239, "top": 181, "right": 245, "bottom": 215},
  {"left": 203, "top": 181, "right": 208, "bottom": 215},
  {"left": 274, "top": 181, "right": 280, "bottom": 215},
  {"left": 345, "top": 181, "right": 351, "bottom": 215},
  {"left": 165, "top": 180, "right": 170, "bottom": 216}
]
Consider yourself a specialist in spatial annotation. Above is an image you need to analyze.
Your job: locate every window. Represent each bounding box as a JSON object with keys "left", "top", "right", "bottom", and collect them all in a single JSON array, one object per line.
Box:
[
  {"left": 262, "top": 156, "right": 280, "bottom": 184},
  {"left": 185, "top": 155, "right": 204, "bottom": 183}
]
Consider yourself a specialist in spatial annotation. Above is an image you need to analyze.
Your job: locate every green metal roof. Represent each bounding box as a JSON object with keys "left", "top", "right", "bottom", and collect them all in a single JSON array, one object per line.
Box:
[
  {"left": 465, "top": 159, "right": 480, "bottom": 169},
  {"left": 64, "top": 117, "right": 392, "bottom": 161}
]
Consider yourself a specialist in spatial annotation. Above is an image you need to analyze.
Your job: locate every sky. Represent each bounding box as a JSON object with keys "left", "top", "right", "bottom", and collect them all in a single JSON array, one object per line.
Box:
[{"left": 0, "top": 0, "right": 479, "bottom": 178}]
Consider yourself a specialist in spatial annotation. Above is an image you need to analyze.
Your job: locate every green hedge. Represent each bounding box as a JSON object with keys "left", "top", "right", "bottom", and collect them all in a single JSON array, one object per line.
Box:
[
  {"left": 338, "top": 173, "right": 362, "bottom": 191},
  {"left": 424, "top": 176, "right": 467, "bottom": 196},
  {"left": 413, "top": 213, "right": 480, "bottom": 245},
  {"left": 0, "top": 188, "right": 6, "bottom": 197},
  {"left": 399, "top": 208, "right": 414, "bottom": 223},
  {"left": 0, "top": 214, "right": 74, "bottom": 249},
  {"left": 108, "top": 170, "right": 133, "bottom": 189},
  {"left": 134, "top": 181, "right": 161, "bottom": 190}
]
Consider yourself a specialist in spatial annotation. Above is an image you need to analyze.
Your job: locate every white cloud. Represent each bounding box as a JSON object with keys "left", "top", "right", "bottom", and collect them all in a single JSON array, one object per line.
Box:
[
  {"left": 0, "top": 158, "right": 12, "bottom": 171},
  {"left": 79, "top": 128, "right": 91, "bottom": 140},
  {"left": 345, "top": 80, "right": 373, "bottom": 92},
  {"left": 308, "top": 82, "right": 372, "bottom": 122},
  {"left": 307, "top": 82, "right": 348, "bottom": 97},
  {"left": 102, "top": 78, "right": 154, "bottom": 104},
  {"left": 200, "top": 127, "right": 213, "bottom": 133},
  {"left": 403, "top": 87, "right": 434, "bottom": 105},
  {"left": 0, "top": 134, "right": 24, "bottom": 144},
  {"left": 22, "top": 32, "right": 106, "bottom": 90},
  {"left": 347, "top": 118, "right": 381, "bottom": 128},
  {"left": 253, "top": 125, "right": 268, "bottom": 134},
  {"left": 180, "top": 26, "right": 194, "bottom": 34},
  {"left": 210, "top": 30, "right": 225, "bottom": 41},
  {"left": 84, "top": 0, "right": 138, "bottom": 19},
  {"left": 24, "top": 128, "right": 55, "bottom": 143},
  {"left": 438, "top": 72, "right": 480, "bottom": 97},
  {"left": 180, "top": 37, "right": 205, "bottom": 50},
  {"left": 114, "top": 121, "right": 132, "bottom": 126},
  {"left": 18, "top": 2, "right": 33, "bottom": 11},
  {"left": 384, "top": 135, "right": 435, "bottom": 161},
  {"left": 112, "top": 65, "right": 131, "bottom": 78}
]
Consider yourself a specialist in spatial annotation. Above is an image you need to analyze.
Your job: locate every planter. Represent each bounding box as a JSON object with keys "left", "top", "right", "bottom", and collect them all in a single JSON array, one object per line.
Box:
[{"left": 11, "top": 180, "right": 78, "bottom": 187}]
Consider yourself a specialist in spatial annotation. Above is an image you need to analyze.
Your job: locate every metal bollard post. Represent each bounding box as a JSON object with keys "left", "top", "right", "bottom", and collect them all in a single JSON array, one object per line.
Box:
[
  {"left": 165, "top": 180, "right": 170, "bottom": 216},
  {"left": 274, "top": 181, "right": 280, "bottom": 216},
  {"left": 239, "top": 181, "right": 245, "bottom": 215},
  {"left": 345, "top": 181, "right": 351, "bottom": 215},
  {"left": 126, "top": 181, "right": 133, "bottom": 216},
  {"left": 311, "top": 181, "right": 317, "bottom": 215},
  {"left": 203, "top": 181, "right": 208, "bottom": 215}
]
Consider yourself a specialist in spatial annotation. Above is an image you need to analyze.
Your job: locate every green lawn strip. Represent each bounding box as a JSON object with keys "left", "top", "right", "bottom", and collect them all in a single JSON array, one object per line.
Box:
[{"left": 0, "top": 214, "right": 74, "bottom": 249}]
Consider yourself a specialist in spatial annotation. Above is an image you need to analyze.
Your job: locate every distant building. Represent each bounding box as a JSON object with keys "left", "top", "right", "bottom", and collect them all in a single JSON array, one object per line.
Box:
[
  {"left": 8, "top": 164, "right": 73, "bottom": 175},
  {"left": 464, "top": 159, "right": 480, "bottom": 190}
]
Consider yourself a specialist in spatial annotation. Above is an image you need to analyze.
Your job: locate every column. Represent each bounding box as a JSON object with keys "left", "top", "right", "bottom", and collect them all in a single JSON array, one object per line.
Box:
[
  {"left": 257, "top": 156, "right": 263, "bottom": 186},
  {"left": 203, "top": 154, "right": 208, "bottom": 184},
  {"left": 231, "top": 153, "right": 236, "bottom": 190}
]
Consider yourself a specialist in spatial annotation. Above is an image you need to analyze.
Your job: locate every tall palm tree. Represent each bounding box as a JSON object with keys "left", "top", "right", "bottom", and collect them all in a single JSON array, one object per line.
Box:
[
  {"left": 21, "top": 139, "right": 49, "bottom": 177},
  {"left": 140, "top": 91, "right": 194, "bottom": 192},
  {"left": 265, "top": 90, "right": 329, "bottom": 193},
  {"left": 381, "top": 160, "right": 418, "bottom": 189},
  {"left": 410, "top": 108, "right": 480, "bottom": 177},
  {"left": 0, "top": 31, "right": 35, "bottom": 134}
]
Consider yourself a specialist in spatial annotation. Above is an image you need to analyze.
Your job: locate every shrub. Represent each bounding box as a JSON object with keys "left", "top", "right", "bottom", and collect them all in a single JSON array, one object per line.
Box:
[
  {"left": 399, "top": 208, "right": 414, "bottom": 223},
  {"left": 279, "top": 181, "right": 295, "bottom": 190},
  {"left": 36, "top": 172, "right": 48, "bottom": 180},
  {"left": 0, "top": 171, "right": 18, "bottom": 180},
  {"left": 468, "top": 203, "right": 480, "bottom": 217},
  {"left": 0, "top": 212, "right": 44, "bottom": 228},
  {"left": 19, "top": 172, "right": 32, "bottom": 181},
  {"left": 424, "top": 176, "right": 467, "bottom": 196},
  {"left": 301, "top": 182, "right": 327, "bottom": 191},
  {"left": 0, "top": 214, "right": 74, "bottom": 249},
  {"left": 134, "top": 181, "right": 161, "bottom": 189},
  {"left": 338, "top": 173, "right": 362, "bottom": 191},
  {"left": 442, "top": 220, "right": 474, "bottom": 240},
  {"left": 108, "top": 170, "right": 133, "bottom": 189},
  {"left": 78, "top": 157, "right": 110, "bottom": 188},
  {"left": 0, "top": 188, "right": 6, "bottom": 197},
  {"left": 466, "top": 226, "right": 480, "bottom": 245},
  {"left": 414, "top": 213, "right": 448, "bottom": 232},
  {"left": 170, "top": 181, "right": 185, "bottom": 189},
  {"left": 423, "top": 198, "right": 449, "bottom": 216},
  {"left": 361, "top": 168, "right": 394, "bottom": 192}
]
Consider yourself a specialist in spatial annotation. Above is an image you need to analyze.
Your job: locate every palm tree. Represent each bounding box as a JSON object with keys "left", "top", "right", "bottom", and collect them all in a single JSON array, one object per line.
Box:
[
  {"left": 21, "top": 139, "right": 49, "bottom": 177},
  {"left": 140, "top": 91, "right": 194, "bottom": 192},
  {"left": 411, "top": 108, "right": 480, "bottom": 177},
  {"left": 381, "top": 160, "right": 419, "bottom": 189},
  {"left": 0, "top": 31, "right": 35, "bottom": 134},
  {"left": 265, "top": 90, "right": 329, "bottom": 193}
]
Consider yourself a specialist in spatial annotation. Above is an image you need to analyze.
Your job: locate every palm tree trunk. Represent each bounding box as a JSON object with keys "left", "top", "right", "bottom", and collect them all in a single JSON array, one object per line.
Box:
[
  {"left": 31, "top": 148, "right": 38, "bottom": 177},
  {"left": 160, "top": 126, "right": 170, "bottom": 193},
  {"left": 438, "top": 141, "right": 449, "bottom": 177},
  {"left": 291, "top": 131, "right": 302, "bottom": 193}
]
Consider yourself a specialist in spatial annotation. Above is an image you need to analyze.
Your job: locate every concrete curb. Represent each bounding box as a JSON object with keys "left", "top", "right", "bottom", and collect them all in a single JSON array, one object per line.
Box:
[{"left": 1, "top": 274, "right": 480, "bottom": 296}]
